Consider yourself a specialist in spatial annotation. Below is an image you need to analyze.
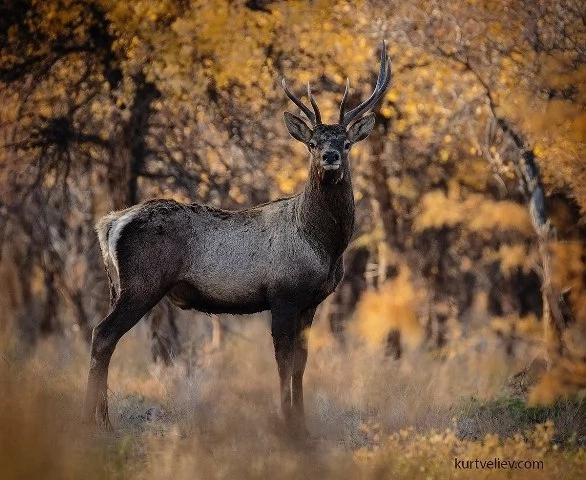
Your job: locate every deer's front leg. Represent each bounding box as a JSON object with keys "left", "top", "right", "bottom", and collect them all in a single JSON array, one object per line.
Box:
[
  {"left": 273, "top": 337, "right": 295, "bottom": 425},
  {"left": 271, "top": 304, "right": 315, "bottom": 436},
  {"left": 271, "top": 302, "right": 299, "bottom": 428},
  {"left": 271, "top": 327, "right": 294, "bottom": 425},
  {"left": 291, "top": 307, "right": 315, "bottom": 434}
]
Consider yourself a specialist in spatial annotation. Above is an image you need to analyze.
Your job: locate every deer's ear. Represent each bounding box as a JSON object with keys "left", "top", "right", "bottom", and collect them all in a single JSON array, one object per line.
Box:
[
  {"left": 347, "top": 112, "right": 376, "bottom": 144},
  {"left": 284, "top": 112, "right": 313, "bottom": 144}
]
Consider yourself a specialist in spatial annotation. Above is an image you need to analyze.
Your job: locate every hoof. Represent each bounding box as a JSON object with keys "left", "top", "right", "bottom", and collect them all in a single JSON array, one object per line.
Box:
[{"left": 284, "top": 418, "right": 312, "bottom": 441}]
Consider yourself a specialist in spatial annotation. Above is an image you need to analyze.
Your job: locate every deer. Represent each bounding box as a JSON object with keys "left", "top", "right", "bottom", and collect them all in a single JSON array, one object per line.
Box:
[{"left": 82, "top": 41, "right": 391, "bottom": 435}]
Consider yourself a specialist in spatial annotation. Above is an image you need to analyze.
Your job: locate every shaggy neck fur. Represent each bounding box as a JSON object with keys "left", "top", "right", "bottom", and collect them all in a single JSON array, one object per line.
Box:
[{"left": 296, "top": 162, "right": 355, "bottom": 258}]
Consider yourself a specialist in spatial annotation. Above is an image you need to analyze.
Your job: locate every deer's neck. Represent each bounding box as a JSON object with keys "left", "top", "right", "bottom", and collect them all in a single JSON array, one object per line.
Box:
[{"left": 296, "top": 167, "right": 355, "bottom": 259}]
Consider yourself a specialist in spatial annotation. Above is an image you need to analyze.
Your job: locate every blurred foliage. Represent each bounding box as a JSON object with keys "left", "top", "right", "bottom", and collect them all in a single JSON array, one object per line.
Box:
[{"left": 0, "top": 0, "right": 585, "bottom": 398}]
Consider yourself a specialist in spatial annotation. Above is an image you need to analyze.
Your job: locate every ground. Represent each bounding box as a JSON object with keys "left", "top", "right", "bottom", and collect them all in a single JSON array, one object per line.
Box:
[{"left": 0, "top": 315, "right": 584, "bottom": 479}]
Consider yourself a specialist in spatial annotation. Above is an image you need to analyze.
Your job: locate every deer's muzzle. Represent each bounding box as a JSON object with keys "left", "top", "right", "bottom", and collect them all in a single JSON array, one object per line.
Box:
[{"left": 321, "top": 150, "right": 341, "bottom": 170}]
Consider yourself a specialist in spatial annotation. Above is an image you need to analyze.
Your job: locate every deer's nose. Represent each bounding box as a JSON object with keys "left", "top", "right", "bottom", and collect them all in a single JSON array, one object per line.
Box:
[{"left": 321, "top": 150, "right": 341, "bottom": 165}]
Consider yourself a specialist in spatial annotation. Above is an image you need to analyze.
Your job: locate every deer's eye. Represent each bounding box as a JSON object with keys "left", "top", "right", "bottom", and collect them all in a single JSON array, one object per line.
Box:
[
  {"left": 308, "top": 141, "right": 317, "bottom": 149},
  {"left": 344, "top": 142, "right": 351, "bottom": 150}
]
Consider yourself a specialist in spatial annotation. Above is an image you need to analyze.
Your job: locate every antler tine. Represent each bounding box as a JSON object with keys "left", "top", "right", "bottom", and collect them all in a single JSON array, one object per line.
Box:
[
  {"left": 307, "top": 83, "right": 322, "bottom": 125},
  {"left": 342, "top": 40, "right": 392, "bottom": 127},
  {"left": 281, "top": 78, "right": 316, "bottom": 125},
  {"left": 338, "top": 77, "right": 350, "bottom": 124}
]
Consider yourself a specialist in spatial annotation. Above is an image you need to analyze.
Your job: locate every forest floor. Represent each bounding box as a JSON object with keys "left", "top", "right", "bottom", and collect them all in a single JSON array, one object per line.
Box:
[{"left": 1, "top": 316, "right": 584, "bottom": 480}]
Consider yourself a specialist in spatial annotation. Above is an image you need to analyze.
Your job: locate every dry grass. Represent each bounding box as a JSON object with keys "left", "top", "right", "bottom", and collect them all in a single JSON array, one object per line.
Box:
[{"left": 0, "top": 315, "right": 584, "bottom": 479}]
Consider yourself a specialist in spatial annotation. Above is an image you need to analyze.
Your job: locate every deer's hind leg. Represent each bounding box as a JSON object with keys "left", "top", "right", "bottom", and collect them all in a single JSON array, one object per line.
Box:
[{"left": 82, "top": 287, "right": 166, "bottom": 429}]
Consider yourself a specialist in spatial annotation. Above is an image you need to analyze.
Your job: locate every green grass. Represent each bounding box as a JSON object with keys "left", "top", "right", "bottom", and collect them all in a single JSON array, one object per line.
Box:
[{"left": 455, "top": 395, "right": 586, "bottom": 445}]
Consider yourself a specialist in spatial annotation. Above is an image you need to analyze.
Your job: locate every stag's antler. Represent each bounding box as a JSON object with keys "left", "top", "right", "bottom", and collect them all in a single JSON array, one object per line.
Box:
[
  {"left": 306, "top": 83, "right": 322, "bottom": 125},
  {"left": 339, "top": 40, "right": 391, "bottom": 126},
  {"left": 282, "top": 40, "right": 391, "bottom": 127},
  {"left": 281, "top": 79, "right": 322, "bottom": 126}
]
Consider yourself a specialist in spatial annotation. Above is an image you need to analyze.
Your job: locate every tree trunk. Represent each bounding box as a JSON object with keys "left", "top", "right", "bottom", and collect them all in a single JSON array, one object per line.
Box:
[{"left": 497, "top": 121, "right": 570, "bottom": 360}]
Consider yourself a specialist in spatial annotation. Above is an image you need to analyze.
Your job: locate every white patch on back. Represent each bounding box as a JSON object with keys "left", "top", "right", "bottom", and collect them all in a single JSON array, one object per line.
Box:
[{"left": 108, "top": 207, "right": 139, "bottom": 286}]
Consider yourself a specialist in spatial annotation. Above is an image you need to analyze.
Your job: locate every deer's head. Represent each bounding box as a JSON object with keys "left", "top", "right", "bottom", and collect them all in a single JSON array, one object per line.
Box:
[{"left": 282, "top": 41, "right": 391, "bottom": 184}]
